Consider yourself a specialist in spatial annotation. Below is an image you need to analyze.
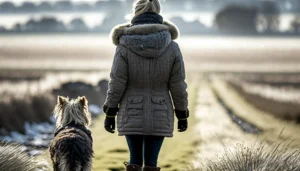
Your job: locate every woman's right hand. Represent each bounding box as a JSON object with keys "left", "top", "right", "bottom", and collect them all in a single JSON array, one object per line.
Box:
[{"left": 178, "top": 119, "right": 188, "bottom": 132}]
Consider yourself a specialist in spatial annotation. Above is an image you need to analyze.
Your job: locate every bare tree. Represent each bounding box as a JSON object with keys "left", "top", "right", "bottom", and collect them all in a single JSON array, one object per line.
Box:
[
  {"left": 291, "top": 16, "right": 300, "bottom": 33},
  {"left": 258, "top": 1, "right": 281, "bottom": 33}
]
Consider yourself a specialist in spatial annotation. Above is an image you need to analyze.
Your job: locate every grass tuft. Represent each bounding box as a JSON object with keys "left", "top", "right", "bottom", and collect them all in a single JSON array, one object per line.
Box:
[
  {"left": 189, "top": 140, "right": 300, "bottom": 171},
  {"left": 0, "top": 142, "right": 38, "bottom": 171}
]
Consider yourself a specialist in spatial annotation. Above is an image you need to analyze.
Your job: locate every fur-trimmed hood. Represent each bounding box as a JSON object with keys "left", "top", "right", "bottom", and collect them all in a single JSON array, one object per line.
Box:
[
  {"left": 111, "top": 20, "right": 179, "bottom": 45},
  {"left": 110, "top": 20, "right": 179, "bottom": 58}
]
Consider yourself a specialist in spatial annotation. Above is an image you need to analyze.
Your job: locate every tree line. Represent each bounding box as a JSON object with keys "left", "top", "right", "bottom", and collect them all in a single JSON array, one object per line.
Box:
[
  {"left": 0, "top": 15, "right": 122, "bottom": 33},
  {"left": 1, "top": 0, "right": 298, "bottom": 14},
  {"left": 215, "top": 1, "right": 300, "bottom": 34},
  {"left": 0, "top": 14, "right": 212, "bottom": 34},
  {"left": 0, "top": 0, "right": 132, "bottom": 13},
  {"left": 0, "top": 0, "right": 300, "bottom": 35},
  {"left": 0, "top": 0, "right": 210, "bottom": 13}
]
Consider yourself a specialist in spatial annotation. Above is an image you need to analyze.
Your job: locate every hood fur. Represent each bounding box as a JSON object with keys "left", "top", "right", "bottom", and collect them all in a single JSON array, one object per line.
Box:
[
  {"left": 110, "top": 20, "right": 179, "bottom": 46},
  {"left": 119, "top": 30, "right": 171, "bottom": 58}
]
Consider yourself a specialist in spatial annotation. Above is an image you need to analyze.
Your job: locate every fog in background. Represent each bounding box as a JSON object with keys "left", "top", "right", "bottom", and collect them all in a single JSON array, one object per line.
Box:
[{"left": 0, "top": 0, "right": 300, "bottom": 34}]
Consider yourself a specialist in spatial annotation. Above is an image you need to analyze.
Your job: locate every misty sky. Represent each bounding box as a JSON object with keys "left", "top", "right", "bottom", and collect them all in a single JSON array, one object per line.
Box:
[{"left": 0, "top": 0, "right": 101, "bottom": 5}]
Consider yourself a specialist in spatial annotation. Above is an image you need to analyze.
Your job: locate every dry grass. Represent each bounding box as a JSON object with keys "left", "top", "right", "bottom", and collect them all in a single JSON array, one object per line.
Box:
[
  {"left": 0, "top": 70, "right": 110, "bottom": 134},
  {"left": 190, "top": 80, "right": 300, "bottom": 171},
  {"left": 192, "top": 79, "right": 257, "bottom": 163},
  {"left": 188, "top": 140, "right": 300, "bottom": 171},
  {"left": 228, "top": 80, "right": 300, "bottom": 122},
  {"left": 0, "top": 92, "right": 55, "bottom": 134},
  {"left": 211, "top": 77, "right": 300, "bottom": 147},
  {"left": 0, "top": 142, "right": 37, "bottom": 171}
]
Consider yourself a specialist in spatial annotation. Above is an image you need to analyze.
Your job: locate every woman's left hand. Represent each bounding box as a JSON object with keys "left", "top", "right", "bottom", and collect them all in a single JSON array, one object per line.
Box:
[
  {"left": 103, "top": 104, "right": 119, "bottom": 134},
  {"left": 104, "top": 117, "right": 116, "bottom": 134}
]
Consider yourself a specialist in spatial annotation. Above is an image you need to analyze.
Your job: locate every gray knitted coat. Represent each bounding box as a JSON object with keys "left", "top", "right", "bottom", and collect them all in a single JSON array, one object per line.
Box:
[{"left": 105, "top": 20, "right": 188, "bottom": 137}]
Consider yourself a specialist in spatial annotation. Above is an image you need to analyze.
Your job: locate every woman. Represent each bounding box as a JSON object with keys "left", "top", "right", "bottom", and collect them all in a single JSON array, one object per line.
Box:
[{"left": 103, "top": 0, "right": 189, "bottom": 170}]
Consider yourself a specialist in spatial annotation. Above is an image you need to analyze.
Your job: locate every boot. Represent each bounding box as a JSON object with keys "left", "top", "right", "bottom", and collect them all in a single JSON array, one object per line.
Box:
[
  {"left": 124, "top": 162, "right": 142, "bottom": 171},
  {"left": 143, "top": 166, "right": 161, "bottom": 171}
]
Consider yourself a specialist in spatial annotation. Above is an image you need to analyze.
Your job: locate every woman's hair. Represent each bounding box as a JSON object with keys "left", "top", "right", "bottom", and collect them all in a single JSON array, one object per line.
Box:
[{"left": 133, "top": 0, "right": 161, "bottom": 18}]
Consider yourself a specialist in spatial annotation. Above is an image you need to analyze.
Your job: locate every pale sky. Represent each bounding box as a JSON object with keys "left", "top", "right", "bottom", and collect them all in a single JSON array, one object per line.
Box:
[{"left": 0, "top": 0, "right": 102, "bottom": 5}]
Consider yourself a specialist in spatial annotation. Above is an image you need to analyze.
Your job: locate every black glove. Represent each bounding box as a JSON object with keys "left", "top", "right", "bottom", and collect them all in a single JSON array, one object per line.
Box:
[
  {"left": 175, "top": 109, "right": 189, "bottom": 132},
  {"left": 103, "top": 104, "right": 119, "bottom": 117},
  {"left": 103, "top": 104, "right": 119, "bottom": 134},
  {"left": 178, "top": 119, "right": 188, "bottom": 132},
  {"left": 104, "top": 117, "right": 115, "bottom": 134}
]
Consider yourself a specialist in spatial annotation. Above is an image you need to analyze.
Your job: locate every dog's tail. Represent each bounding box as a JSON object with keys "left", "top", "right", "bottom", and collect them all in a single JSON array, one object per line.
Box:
[{"left": 0, "top": 142, "right": 37, "bottom": 171}]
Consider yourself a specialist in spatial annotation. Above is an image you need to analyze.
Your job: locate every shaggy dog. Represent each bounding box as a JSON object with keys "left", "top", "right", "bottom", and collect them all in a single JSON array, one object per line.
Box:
[{"left": 50, "top": 96, "right": 93, "bottom": 171}]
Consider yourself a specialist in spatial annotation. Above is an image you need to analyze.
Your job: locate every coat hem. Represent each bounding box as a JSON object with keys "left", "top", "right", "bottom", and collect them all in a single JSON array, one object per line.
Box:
[{"left": 118, "top": 132, "right": 173, "bottom": 138}]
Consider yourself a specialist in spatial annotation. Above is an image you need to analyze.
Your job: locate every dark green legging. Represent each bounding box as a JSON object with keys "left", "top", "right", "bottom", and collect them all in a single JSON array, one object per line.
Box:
[{"left": 125, "top": 135, "right": 165, "bottom": 167}]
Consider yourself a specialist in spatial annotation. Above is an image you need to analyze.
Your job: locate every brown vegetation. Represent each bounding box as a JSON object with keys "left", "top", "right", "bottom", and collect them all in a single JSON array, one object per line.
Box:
[
  {"left": 189, "top": 141, "right": 300, "bottom": 171},
  {"left": 228, "top": 80, "right": 300, "bottom": 123},
  {"left": 0, "top": 70, "right": 109, "bottom": 135},
  {"left": 0, "top": 92, "right": 55, "bottom": 134},
  {"left": 0, "top": 142, "right": 38, "bottom": 171}
]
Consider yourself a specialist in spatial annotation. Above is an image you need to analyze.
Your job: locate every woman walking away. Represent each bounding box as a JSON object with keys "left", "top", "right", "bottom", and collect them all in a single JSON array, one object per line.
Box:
[{"left": 103, "top": 0, "right": 189, "bottom": 170}]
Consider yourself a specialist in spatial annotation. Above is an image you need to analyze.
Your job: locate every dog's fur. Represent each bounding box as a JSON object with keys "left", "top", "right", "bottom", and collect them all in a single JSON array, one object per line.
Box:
[{"left": 49, "top": 96, "right": 93, "bottom": 171}]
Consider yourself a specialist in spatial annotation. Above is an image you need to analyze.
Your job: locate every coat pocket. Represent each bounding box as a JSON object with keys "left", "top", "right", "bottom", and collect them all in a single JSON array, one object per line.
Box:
[
  {"left": 151, "top": 96, "right": 170, "bottom": 129},
  {"left": 127, "top": 96, "right": 144, "bottom": 115},
  {"left": 124, "top": 96, "right": 144, "bottom": 128}
]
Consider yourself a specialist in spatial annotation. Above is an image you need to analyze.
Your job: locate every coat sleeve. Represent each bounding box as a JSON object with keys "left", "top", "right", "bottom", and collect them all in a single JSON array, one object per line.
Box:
[
  {"left": 168, "top": 43, "right": 188, "bottom": 111},
  {"left": 104, "top": 45, "right": 128, "bottom": 108}
]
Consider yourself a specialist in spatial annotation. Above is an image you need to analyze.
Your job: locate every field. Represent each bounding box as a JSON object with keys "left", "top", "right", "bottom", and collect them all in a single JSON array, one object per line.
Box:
[{"left": 1, "top": 34, "right": 300, "bottom": 170}]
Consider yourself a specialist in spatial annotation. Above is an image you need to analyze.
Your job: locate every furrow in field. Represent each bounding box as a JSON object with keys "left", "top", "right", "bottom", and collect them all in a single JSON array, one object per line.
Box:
[
  {"left": 192, "top": 80, "right": 256, "bottom": 167},
  {"left": 211, "top": 77, "right": 300, "bottom": 147}
]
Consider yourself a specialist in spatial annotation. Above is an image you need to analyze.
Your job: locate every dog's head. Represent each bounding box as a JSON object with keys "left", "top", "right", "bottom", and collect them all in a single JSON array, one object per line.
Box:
[{"left": 53, "top": 96, "right": 91, "bottom": 128}]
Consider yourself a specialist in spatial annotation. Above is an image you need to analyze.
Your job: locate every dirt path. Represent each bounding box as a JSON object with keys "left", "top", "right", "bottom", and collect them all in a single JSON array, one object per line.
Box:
[{"left": 192, "top": 80, "right": 256, "bottom": 167}]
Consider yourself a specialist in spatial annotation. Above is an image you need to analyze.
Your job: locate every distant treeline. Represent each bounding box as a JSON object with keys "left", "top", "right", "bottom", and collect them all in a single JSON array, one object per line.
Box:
[
  {"left": 215, "top": 5, "right": 300, "bottom": 34},
  {"left": 0, "top": 0, "right": 206, "bottom": 13},
  {"left": 0, "top": 0, "right": 299, "bottom": 14},
  {"left": 1, "top": 15, "right": 125, "bottom": 33},
  {"left": 0, "top": 0, "right": 300, "bottom": 35},
  {"left": 0, "top": 0, "right": 131, "bottom": 13},
  {"left": 0, "top": 14, "right": 211, "bottom": 34}
]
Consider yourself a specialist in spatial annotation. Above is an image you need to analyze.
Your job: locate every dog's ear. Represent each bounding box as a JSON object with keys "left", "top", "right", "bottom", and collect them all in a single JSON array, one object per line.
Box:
[
  {"left": 58, "top": 96, "right": 68, "bottom": 105},
  {"left": 80, "top": 96, "right": 88, "bottom": 107}
]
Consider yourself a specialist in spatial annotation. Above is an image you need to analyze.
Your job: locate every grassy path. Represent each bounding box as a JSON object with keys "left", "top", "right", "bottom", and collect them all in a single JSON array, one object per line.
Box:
[
  {"left": 191, "top": 80, "right": 256, "bottom": 167},
  {"left": 91, "top": 78, "right": 201, "bottom": 171}
]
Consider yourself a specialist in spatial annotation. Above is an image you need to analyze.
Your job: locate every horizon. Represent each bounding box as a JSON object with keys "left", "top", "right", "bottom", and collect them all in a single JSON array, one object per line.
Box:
[{"left": 0, "top": 0, "right": 105, "bottom": 5}]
